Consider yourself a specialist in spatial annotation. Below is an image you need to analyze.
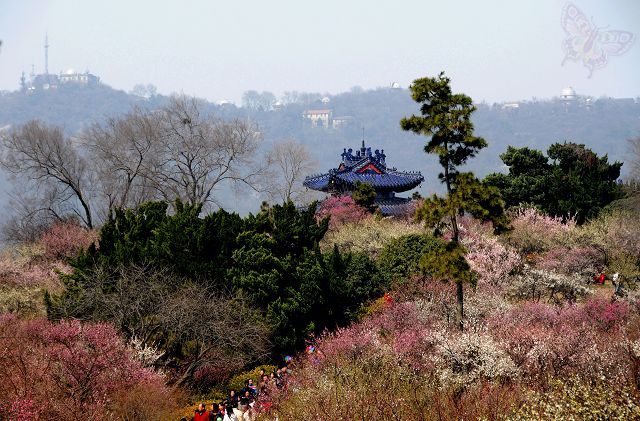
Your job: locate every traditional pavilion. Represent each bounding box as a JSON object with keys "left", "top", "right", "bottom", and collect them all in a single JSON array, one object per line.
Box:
[{"left": 304, "top": 140, "right": 424, "bottom": 216}]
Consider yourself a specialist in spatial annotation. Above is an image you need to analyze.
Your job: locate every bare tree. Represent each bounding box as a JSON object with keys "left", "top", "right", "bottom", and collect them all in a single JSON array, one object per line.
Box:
[
  {"left": 149, "top": 96, "right": 266, "bottom": 211},
  {"left": 0, "top": 121, "right": 95, "bottom": 229},
  {"left": 1, "top": 193, "right": 57, "bottom": 243},
  {"left": 242, "top": 90, "right": 275, "bottom": 111},
  {"left": 83, "top": 107, "right": 161, "bottom": 213},
  {"left": 159, "top": 285, "right": 270, "bottom": 387},
  {"left": 0, "top": 96, "right": 266, "bottom": 239},
  {"left": 266, "top": 138, "right": 317, "bottom": 203},
  {"left": 129, "top": 83, "right": 157, "bottom": 99},
  {"left": 47, "top": 263, "right": 270, "bottom": 387}
]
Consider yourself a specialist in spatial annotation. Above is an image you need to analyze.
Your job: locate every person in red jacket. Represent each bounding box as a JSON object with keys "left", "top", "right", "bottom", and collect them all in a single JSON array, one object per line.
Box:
[
  {"left": 594, "top": 273, "right": 606, "bottom": 285},
  {"left": 193, "top": 403, "right": 209, "bottom": 421}
]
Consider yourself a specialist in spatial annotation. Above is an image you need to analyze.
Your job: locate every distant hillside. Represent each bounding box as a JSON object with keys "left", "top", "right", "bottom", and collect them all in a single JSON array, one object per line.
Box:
[
  {"left": 247, "top": 89, "right": 639, "bottom": 201},
  {"left": 0, "top": 84, "right": 166, "bottom": 134},
  {"left": 1, "top": 84, "right": 638, "bottom": 207}
]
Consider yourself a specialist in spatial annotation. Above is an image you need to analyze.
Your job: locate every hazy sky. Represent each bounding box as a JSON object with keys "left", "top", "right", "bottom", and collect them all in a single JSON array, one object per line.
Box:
[{"left": 1, "top": 0, "right": 638, "bottom": 103}]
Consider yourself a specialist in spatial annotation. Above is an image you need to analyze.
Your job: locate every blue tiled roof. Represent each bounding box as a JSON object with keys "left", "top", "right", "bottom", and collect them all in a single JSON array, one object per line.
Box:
[
  {"left": 303, "top": 171, "right": 423, "bottom": 192},
  {"left": 376, "top": 198, "right": 415, "bottom": 216},
  {"left": 303, "top": 140, "right": 424, "bottom": 193},
  {"left": 303, "top": 173, "right": 332, "bottom": 190},
  {"left": 313, "top": 196, "right": 416, "bottom": 217}
]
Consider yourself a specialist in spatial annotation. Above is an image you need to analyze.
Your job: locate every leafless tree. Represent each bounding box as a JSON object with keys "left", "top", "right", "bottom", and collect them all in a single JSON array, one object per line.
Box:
[
  {"left": 266, "top": 138, "right": 317, "bottom": 203},
  {"left": 1, "top": 193, "right": 57, "bottom": 243},
  {"left": 0, "top": 96, "right": 267, "bottom": 239},
  {"left": 0, "top": 121, "right": 96, "bottom": 229},
  {"left": 129, "top": 83, "right": 158, "bottom": 99},
  {"left": 149, "top": 96, "right": 266, "bottom": 211},
  {"left": 159, "top": 284, "right": 270, "bottom": 387},
  {"left": 242, "top": 90, "right": 276, "bottom": 111},
  {"left": 80, "top": 263, "right": 174, "bottom": 341},
  {"left": 83, "top": 107, "right": 161, "bottom": 213},
  {"left": 47, "top": 262, "right": 271, "bottom": 387}
]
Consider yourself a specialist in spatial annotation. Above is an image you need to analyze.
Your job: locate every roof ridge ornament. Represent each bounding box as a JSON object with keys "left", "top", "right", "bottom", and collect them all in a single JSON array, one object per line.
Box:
[{"left": 303, "top": 140, "right": 424, "bottom": 215}]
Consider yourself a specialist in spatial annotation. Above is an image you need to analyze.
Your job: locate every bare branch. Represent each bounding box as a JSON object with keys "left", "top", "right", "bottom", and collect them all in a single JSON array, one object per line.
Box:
[
  {"left": 0, "top": 121, "right": 95, "bottom": 229},
  {"left": 149, "top": 96, "right": 267, "bottom": 212},
  {"left": 266, "top": 138, "right": 318, "bottom": 204}
]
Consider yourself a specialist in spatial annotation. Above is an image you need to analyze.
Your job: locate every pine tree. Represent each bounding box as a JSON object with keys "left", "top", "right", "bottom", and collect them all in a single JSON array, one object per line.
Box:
[{"left": 401, "top": 72, "right": 506, "bottom": 330}]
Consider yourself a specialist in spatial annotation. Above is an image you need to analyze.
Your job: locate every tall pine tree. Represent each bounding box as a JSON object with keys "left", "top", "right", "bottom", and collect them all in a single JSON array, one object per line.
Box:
[{"left": 401, "top": 72, "right": 506, "bottom": 330}]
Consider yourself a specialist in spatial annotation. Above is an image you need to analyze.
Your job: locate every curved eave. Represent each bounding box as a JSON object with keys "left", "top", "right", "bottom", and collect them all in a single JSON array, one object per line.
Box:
[
  {"left": 304, "top": 171, "right": 424, "bottom": 193},
  {"left": 376, "top": 198, "right": 415, "bottom": 216},
  {"left": 303, "top": 174, "right": 332, "bottom": 191},
  {"left": 335, "top": 172, "right": 423, "bottom": 192}
]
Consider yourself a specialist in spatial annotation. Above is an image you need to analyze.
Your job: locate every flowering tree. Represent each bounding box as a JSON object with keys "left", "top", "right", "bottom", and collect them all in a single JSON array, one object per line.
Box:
[
  {"left": 488, "top": 299, "right": 632, "bottom": 386},
  {"left": 506, "top": 207, "right": 575, "bottom": 255},
  {"left": 261, "top": 301, "right": 525, "bottom": 420},
  {"left": 316, "top": 195, "right": 369, "bottom": 228},
  {"left": 0, "top": 314, "right": 176, "bottom": 420},
  {"left": 537, "top": 245, "right": 602, "bottom": 277},
  {"left": 459, "top": 223, "right": 521, "bottom": 289},
  {"left": 39, "top": 221, "right": 98, "bottom": 260},
  {"left": 434, "top": 332, "right": 519, "bottom": 390}
]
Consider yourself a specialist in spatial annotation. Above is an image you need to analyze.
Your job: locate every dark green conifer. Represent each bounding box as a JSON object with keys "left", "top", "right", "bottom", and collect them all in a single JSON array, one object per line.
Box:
[{"left": 401, "top": 72, "right": 506, "bottom": 330}]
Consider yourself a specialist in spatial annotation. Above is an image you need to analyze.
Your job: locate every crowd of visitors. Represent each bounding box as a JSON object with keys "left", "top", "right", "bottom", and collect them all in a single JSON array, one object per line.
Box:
[{"left": 189, "top": 366, "right": 290, "bottom": 421}]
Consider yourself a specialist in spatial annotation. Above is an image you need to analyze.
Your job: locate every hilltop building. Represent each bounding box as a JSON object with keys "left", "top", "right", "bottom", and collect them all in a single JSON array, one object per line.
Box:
[
  {"left": 560, "top": 86, "right": 577, "bottom": 102},
  {"left": 20, "top": 35, "right": 100, "bottom": 93},
  {"left": 302, "top": 96, "right": 353, "bottom": 129},
  {"left": 303, "top": 108, "right": 333, "bottom": 128},
  {"left": 303, "top": 140, "right": 424, "bottom": 215},
  {"left": 58, "top": 68, "right": 100, "bottom": 86},
  {"left": 302, "top": 108, "right": 354, "bottom": 129},
  {"left": 501, "top": 102, "right": 520, "bottom": 110}
]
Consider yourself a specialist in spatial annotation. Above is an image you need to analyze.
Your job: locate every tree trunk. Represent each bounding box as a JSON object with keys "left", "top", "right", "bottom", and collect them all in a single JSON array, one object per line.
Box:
[
  {"left": 445, "top": 144, "right": 464, "bottom": 331},
  {"left": 456, "top": 280, "right": 464, "bottom": 331}
]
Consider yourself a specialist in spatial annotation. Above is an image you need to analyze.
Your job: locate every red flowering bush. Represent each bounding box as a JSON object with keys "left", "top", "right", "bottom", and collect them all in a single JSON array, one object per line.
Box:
[
  {"left": 39, "top": 221, "right": 98, "bottom": 260},
  {"left": 0, "top": 314, "right": 177, "bottom": 420},
  {"left": 488, "top": 300, "right": 631, "bottom": 386},
  {"left": 261, "top": 300, "right": 525, "bottom": 420},
  {"left": 316, "top": 195, "right": 370, "bottom": 228},
  {"left": 537, "top": 245, "right": 603, "bottom": 277},
  {"left": 257, "top": 283, "right": 640, "bottom": 420},
  {"left": 583, "top": 296, "right": 629, "bottom": 331}
]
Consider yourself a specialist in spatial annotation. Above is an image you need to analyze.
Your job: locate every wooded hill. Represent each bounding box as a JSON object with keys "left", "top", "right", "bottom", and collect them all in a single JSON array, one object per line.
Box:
[{"left": 1, "top": 84, "right": 638, "bottom": 210}]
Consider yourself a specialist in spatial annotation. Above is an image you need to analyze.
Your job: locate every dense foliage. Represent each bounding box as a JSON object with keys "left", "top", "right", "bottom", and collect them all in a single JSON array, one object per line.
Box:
[
  {"left": 1, "top": 83, "right": 638, "bottom": 418},
  {"left": 377, "top": 234, "right": 441, "bottom": 286},
  {"left": 485, "top": 142, "right": 624, "bottom": 223},
  {"left": 44, "top": 200, "right": 388, "bottom": 388},
  {"left": 2, "top": 188, "right": 639, "bottom": 418},
  {"left": 351, "top": 181, "right": 377, "bottom": 211}
]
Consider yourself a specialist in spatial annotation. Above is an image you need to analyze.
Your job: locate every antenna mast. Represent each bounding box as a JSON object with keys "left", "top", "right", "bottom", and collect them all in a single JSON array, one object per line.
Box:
[{"left": 44, "top": 33, "right": 49, "bottom": 75}]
